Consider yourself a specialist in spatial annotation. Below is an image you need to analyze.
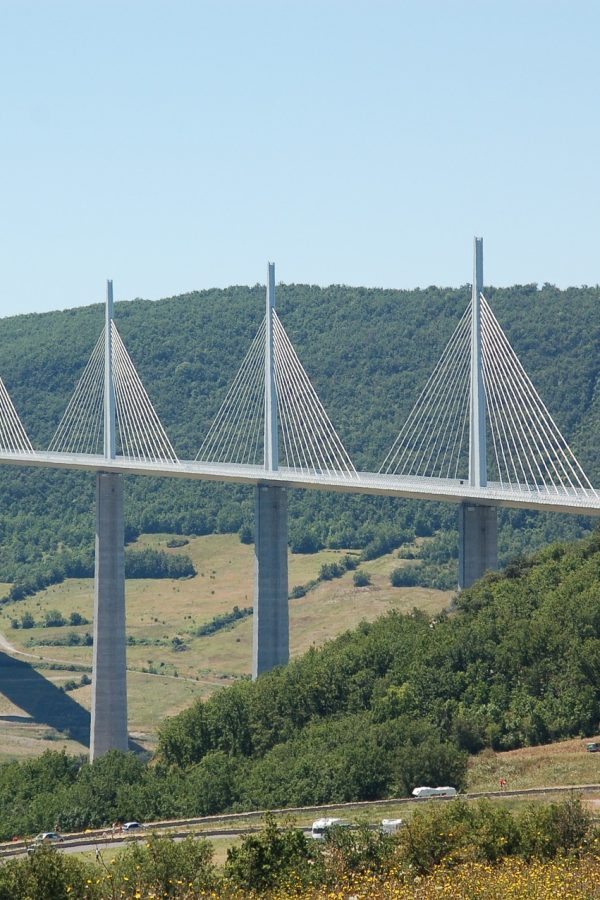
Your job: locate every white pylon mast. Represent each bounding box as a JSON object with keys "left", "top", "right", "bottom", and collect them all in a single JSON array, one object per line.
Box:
[
  {"left": 469, "top": 238, "right": 487, "bottom": 487},
  {"left": 104, "top": 279, "right": 116, "bottom": 460},
  {"left": 264, "top": 262, "right": 279, "bottom": 472}
]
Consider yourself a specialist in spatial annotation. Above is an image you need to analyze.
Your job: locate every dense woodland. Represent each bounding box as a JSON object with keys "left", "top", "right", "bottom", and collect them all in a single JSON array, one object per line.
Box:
[
  {"left": 0, "top": 281, "right": 598, "bottom": 591},
  {"left": 1, "top": 528, "right": 600, "bottom": 837}
]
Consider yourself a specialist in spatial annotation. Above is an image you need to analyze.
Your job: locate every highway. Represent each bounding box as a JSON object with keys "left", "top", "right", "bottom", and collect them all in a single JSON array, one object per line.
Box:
[{"left": 2, "top": 783, "right": 600, "bottom": 860}]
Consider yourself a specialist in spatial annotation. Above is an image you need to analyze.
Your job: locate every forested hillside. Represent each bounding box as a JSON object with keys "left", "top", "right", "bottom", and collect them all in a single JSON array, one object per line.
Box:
[
  {"left": 154, "top": 529, "right": 600, "bottom": 807},
  {"left": 1, "top": 528, "right": 600, "bottom": 836},
  {"left": 0, "top": 282, "right": 598, "bottom": 589}
]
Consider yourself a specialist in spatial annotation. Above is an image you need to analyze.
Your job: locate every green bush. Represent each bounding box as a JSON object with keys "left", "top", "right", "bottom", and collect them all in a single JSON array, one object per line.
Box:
[
  {"left": 517, "top": 796, "right": 591, "bottom": 860},
  {"left": 390, "top": 565, "right": 421, "bottom": 587},
  {"left": 353, "top": 569, "right": 371, "bottom": 587},
  {"left": 110, "top": 833, "right": 216, "bottom": 896},
  {"left": 0, "top": 845, "right": 98, "bottom": 900},
  {"left": 397, "top": 797, "right": 588, "bottom": 875},
  {"left": 224, "top": 813, "right": 317, "bottom": 893},
  {"left": 44, "top": 610, "right": 66, "bottom": 627}
]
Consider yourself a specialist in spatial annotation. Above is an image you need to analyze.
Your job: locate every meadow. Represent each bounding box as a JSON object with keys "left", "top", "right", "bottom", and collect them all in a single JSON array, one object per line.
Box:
[{"left": 0, "top": 533, "right": 451, "bottom": 757}]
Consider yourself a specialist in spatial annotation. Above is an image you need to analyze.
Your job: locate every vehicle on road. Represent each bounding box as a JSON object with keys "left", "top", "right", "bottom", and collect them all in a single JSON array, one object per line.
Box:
[
  {"left": 412, "top": 786, "right": 457, "bottom": 799},
  {"left": 27, "top": 832, "right": 64, "bottom": 854},
  {"left": 380, "top": 818, "right": 405, "bottom": 834},
  {"left": 586, "top": 742, "right": 600, "bottom": 752},
  {"left": 121, "top": 821, "right": 144, "bottom": 832},
  {"left": 311, "top": 818, "right": 351, "bottom": 840}
]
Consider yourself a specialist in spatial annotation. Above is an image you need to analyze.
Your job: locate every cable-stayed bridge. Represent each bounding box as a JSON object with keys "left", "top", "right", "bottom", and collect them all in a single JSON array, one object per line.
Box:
[
  {"left": 0, "top": 453, "right": 596, "bottom": 516},
  {"left": 0, "top": 240, "right": 597, "bottom": 758}
]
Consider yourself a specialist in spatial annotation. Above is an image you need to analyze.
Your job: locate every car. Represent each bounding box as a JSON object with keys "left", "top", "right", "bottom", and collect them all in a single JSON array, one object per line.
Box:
[
  {"left": 586, "top": 742, "right": 600, "bottom": 752},
  {"left": 121, "top": 821, "right": 144, "bottom": 832},
  {"left": 26, "top": 832, "right": 64, "bottom": 854},
  {"left": 34, "top": 832, "right": 64, "bottom": 843}
]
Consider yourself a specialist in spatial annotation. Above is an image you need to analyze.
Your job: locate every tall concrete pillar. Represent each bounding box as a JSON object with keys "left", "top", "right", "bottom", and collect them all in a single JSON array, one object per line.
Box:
[
  {"left": 252, "top": 262, "right": 290, "bottom": 678},
  {"left": 90, "top": 472, "right": 128, "bottom": 758},
  {"left": 458, "top": 503, "right": 497, "bottom": 589},
  {"left": 253, "top": 484, "right": 289, "bottom": 678},
  {"left": 90, "top": 279, "right": 128, "bottom": 759}
]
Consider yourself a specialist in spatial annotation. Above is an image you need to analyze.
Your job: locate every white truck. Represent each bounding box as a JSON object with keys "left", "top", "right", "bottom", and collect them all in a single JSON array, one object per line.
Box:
[
  {"left": 310, "top": 817, "right": 351, "bottom": 840},
  {"left": 411, "top": 786, "right": 457, "bottom": 799}
]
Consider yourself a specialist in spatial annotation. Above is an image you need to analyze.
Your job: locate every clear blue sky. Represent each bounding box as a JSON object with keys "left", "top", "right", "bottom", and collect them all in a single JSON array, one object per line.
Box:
[{"left": 1, "top": 0, "right": 599, "bottom": 316}]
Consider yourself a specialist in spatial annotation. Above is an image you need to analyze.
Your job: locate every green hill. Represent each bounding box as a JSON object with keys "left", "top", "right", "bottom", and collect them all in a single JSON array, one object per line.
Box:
[
  {"left": 1, "top": 527, "right": 600, "bottom": 836},
  {"left": 153, "top": 528, "right": 600, "bottom": 811},
  {"left": 0, "top": 282, "right": 598, "bottom": 591}
]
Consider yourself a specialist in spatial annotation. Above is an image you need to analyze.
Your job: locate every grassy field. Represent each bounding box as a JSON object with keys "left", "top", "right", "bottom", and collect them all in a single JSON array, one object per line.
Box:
[
  {"left": 0, "top": 533, "right": 452, "bottom": 759},
  {"left": 468, "top": 735, "right": 600, "bottom": 793}
]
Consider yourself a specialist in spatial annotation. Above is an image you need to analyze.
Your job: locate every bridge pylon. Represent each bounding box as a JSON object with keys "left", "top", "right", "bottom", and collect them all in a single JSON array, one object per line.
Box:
[
  {"left": 253, "top": 263, "right": 289, "bottom": 678},
  {"left": 461, "top": 238, "right": 497, "bottom": 588},
  {"left": 196, "top": 261, "right": 354, "bottom": 677},
  {"left": 90, "top": 280, "right": 128, "bottom": 760}
]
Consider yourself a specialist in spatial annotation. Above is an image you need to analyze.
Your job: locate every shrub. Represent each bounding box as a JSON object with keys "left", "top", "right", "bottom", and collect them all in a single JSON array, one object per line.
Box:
[
  {"left": 517, "top": 797, "right": 591, "bottom": 860},
  {"left": 0, "top": 845, "right": 97, "bottom": 899},
  {"left": 111, "top": 833, "right": 217, "bottom": 896},
  {"left": 353, "top": 569, "right": 371, "bottom": 587},
  {"left": 166, "top": 537, "right": 189, "bottom": 548},
  {"left": 390, "top": 565, "right": 421, "bottom": 587},
  {"left": 44, "top": 609, "right": 66, "bottom": 628},
  {"left": 238, "top": 524, "right": 254, "bottom": 544},
  {"left": 225, "top": 813, "right": 316, "bottom": 893},
  {"left": 194, "top": 606, "right": 252, "bottom": 637}
]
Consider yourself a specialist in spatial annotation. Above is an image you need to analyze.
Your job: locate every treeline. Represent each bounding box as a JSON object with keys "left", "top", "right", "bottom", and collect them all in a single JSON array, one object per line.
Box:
[
  {"left": 0, "top": 282, "right": 598, "bottom": 590},
  {"left": 2, "top": 546, "right": 195, "bottom": 602}
]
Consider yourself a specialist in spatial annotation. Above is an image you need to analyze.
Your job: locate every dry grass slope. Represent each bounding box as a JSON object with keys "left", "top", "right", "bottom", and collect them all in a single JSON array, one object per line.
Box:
[{"left": 0, "top": 533, "right": 452, "bottom": 759}]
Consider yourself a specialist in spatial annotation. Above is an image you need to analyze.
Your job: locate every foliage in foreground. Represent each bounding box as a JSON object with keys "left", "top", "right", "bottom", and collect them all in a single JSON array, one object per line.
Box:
[{"left": 0, "top": 798, "right": 597, "bottom": 898}]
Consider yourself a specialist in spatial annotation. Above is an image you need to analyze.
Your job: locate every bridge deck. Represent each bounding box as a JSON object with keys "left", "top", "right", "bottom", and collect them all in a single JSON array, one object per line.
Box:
[{"left": 0, "top": 450, "right": 598, "bottom": 516}]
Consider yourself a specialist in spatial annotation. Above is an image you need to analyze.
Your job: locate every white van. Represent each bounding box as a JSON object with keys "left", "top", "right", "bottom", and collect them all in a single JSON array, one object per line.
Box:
[
  {"left": 311, "top": 817, "right": 351, "bottom": 840},
  {"left": 381, "top": 818, "right": 405, "bottom": 834},
  {"left": 411, "top": 786, "right": 457, "bottom": 799}
]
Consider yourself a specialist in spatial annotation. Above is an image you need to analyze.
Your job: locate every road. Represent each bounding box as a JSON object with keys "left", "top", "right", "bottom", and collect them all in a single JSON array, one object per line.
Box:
[{"left": 2, "top": 782, "right": 600, "bottom": 860}]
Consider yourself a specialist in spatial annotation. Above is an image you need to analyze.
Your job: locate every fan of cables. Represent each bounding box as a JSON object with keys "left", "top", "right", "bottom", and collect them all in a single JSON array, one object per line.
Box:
[
  {"left": 381, "top": 296, "right": 596, "bottom": 497},
  {"left": 480, "top": 294, "right": 595, "bottom": 496},
  {"left": 380, "top": 306, "right": 471, "bottom": 480},
  {"left": 197, "top": 312, "right": 356, "bottom": 479},
  {"left": 49, "top": 323, "right": 178, "bottom": 464},
  {"left": 0, "top": 377, "right": 34, "bottom": 454}
]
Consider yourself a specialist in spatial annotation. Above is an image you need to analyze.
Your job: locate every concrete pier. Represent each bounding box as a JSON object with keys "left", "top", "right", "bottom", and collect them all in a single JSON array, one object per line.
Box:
[
  {"left": 253, "top": 484, "right": 289, "bottom": 678},
  {"left": 90, "top": 472, "right": 128, "bottom": 759},
  {"left": 458, "top": 503, "right": 497, "bottom": 589}
]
